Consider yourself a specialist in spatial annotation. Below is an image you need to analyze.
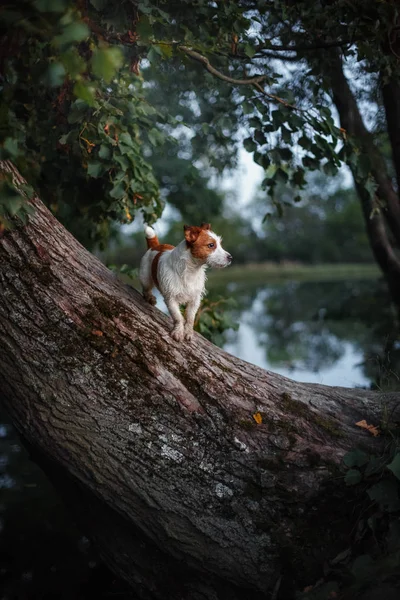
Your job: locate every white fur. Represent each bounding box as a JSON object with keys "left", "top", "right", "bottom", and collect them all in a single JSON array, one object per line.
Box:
[
  {"left": 144, "top": 225, "right": 156, "bottom": 239},
  {"left": 139, "top": 227, "right": 231, "bottom": 342}
]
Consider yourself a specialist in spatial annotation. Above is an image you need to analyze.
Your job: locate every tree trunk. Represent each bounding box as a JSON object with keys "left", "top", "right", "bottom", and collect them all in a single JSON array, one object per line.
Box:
[
  {"left": 382, "top": 76, "right": 400, "bottom": 199},
  {"left": 325, "top": 51, "right": 400, "bottom": 308},
  {"left": 0, "top": 160, "right": 399, "bottom": 600}
]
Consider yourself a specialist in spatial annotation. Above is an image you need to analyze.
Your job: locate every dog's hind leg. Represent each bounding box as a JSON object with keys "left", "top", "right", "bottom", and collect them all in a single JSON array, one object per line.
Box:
[
  {"left": 143, "top": 287, "right": 157, "bottom": 306},
  {"left": 139, "top": 253, "right": 157, "bottom": 306}
]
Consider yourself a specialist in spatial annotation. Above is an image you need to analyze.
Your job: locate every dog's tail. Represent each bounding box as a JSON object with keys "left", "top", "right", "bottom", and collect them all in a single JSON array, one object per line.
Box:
[{"left": 144, "top": 225, "right": 160, "bottom": 250}]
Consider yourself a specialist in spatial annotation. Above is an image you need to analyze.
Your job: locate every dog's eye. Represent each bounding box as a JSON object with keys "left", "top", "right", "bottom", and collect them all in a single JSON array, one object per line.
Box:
[{"left": 207, "top": 243, "right": 215, "bottom": 248}]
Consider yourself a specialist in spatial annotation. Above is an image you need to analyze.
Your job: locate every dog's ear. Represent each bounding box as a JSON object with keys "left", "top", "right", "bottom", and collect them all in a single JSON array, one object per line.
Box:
[
  {"left": 200, "top": 222, "right": 211, "bottom": 230},
  {"left": 184, "top": 225, "right": 201, "bottom": 244}
]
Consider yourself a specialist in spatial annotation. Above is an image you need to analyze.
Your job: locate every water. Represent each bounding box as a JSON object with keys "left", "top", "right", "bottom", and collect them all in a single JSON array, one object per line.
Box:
[
  {"left": 1, "top": 276, "right": 398, "bottom": 598},
  {"left": 208, "top": 276, "right": 400, "bottom": 391}
]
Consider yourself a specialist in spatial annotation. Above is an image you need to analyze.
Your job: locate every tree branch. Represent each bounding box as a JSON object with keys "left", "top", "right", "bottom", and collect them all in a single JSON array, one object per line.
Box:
[
  {"left": 179, "top": 46, "right": 267, "bottom": 85},
  {"left": 255, "top": 39, "right": 355, "bottom": 52}
]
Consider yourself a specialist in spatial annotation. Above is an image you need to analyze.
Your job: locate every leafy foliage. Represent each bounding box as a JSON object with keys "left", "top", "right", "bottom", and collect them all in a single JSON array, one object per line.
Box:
[
  {"left": 301, "top": 433, "right": 400, "bottom": 598},
  {"left": 193, "top": 296, "right": 239, "bottom": 346},
  {"left": 1, "top": 0, "right": 399, "bottom": 250}
]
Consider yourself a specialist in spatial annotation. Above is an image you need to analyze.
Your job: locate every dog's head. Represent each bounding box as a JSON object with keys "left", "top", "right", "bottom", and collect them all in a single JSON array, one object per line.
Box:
[{"left": 184, "top": 223, "right": 232, "bottom": 268}]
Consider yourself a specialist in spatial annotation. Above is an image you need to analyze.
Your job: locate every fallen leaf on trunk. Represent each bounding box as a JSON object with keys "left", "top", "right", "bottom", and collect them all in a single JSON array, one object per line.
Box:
[
  {"left": 253, "top": 412, "right": 263, "bottom": 424},
  {"left": 355, "top": 419, "right": 380, "bottom": 437}
]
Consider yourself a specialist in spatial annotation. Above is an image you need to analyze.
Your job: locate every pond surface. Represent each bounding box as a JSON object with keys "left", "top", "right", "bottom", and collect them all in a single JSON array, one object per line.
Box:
[
  {"left": 1, "top": 274, "right": 399, "bottom": 598},
  {"left": 208, "top": 277, "right": 399, "bottom": 390}
]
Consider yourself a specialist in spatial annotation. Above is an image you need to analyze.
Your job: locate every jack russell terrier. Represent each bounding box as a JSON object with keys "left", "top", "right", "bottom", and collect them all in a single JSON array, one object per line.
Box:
[{"left": 139, "top": 223, "right": 232, "bottom": 342}]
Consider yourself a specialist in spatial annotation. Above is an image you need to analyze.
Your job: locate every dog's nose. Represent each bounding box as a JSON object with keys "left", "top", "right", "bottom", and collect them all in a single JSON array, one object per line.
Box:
[{"left": 227, "top": 253, "right": 232, "bottom": 262}]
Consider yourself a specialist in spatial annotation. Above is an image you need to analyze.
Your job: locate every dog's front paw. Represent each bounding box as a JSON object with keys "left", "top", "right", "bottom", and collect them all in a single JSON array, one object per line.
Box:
[
  {"left": 171, "top": 326, "right": 184, "bottom": 342},
  {"left": 143, "top": 292, "right": 157, "bottom": 306},
  {"left": 184, "top": 326, "right": 194, "bottom": 342}
]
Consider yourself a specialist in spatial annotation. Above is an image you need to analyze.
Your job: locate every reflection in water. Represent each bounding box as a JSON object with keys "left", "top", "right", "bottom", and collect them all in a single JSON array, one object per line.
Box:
[
  {"left": 1, "top": 277, "right": 399, "bottom": 597},
  {"left": 209, "top": 278, "right": 400, "bottom": 390}
]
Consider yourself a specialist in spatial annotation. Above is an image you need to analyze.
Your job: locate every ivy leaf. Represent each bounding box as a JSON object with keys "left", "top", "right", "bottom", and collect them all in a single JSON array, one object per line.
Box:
[
  {"left": 109, "top": 180, "right": 126, "bottom": 199},
  {"left": 91, "top": 47, "right": 124, "bottom": 82},
  {"left": 387, "top": 453, "right": 400, "bottom": 481},
  {"left": 274, "top": 167, "right": 289, "bottom": 184},
  {"left": 44, "top": 62, "right": 66, "bottom": 87},
  {"left": 137, "top": 15, "right": 153, "bottom": 42},
  {"left": 34, "top": 0, "right": 66, "bottom": 12},
  {"left": 99, "top": 144, "right": 111, "bottom": 159},
  {"left": 323, "top": 161, "right": 338, "bottom": 177},
  {"left": 343, "top": 449, "right": 369, "bottom": 468},
  {"left": 73, "top": 81, "right": 96, "bottom": 106},
  {"left": 87, "top": 162, "right": 103, "bottom": 178},
  {"left": 244, "top": 43, "right": 256, "bottom": 58},
  {"left": 55, "top": 22, "right": 89, "bottom": 48},
  {"left": 147, "top": 46, "right": 161, "bottom": 64},
  {"left": 345, "top": 469, "right": 362, "bottom": 486},
  {"left": 2, "top": 138, "right": 19, "bottom": 158},
  {"left": 292, "top": 168, "right": 306, "bottom": 187},
  {"left": 243, "top": 137, "right": 257, "bottom": 153}
]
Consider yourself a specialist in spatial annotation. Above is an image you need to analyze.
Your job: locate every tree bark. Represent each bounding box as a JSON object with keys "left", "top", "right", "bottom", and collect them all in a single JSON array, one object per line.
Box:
[
  {"left": 382, "top": 76, "right": 400, "bottom": 198},
  {"left": 0, "top": 160, "right": 399, "bottom": 600},
  {"left": 325, "top": 51, "right": 400, "bottom": 308}
]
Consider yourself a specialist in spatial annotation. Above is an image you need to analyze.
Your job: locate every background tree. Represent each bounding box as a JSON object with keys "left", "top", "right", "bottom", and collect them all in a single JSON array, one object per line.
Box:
[{"left": 2, "top": 1, "right": 400, "bottom": 300}]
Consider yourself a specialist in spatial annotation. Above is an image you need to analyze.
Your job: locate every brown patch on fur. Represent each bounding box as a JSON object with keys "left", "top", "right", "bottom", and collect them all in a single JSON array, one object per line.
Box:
[
  {"left": 153, "top": 244, "right": 175, "bottom": 253},
  {"left": 184, "top": 223, "right": 211, "bottom": 245},
  {"left": 146, "top": 234, "right": 160, "bottom": 249},
  {"left": 189, "top": 230, "right": 217, "bottom": 261},
  {"left": 151, "top": 244, "right": 174, "bottom": 289}
]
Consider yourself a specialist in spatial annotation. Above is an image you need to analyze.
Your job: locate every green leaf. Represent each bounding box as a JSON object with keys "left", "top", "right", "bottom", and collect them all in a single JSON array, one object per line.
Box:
[
  {"left": 55, "top": 22, "right": 89, "bottom": 48},
  {"left": 244, "top": 43, "right": 256, "bottom": 58},
  {"left": 242, "top": 101, "right": 253, "bottom": 115},
  {"left": 243, "top": 137, "right": 257, "bottom": 153},
  {"left": 298, "top": 135, "right": 312, "bottom": 150},
  {"left": 345, "top": 469, "right": 362, "bottom": 486},
  {"left": 91, "top": 47, "right": 124, "bottom": 82},
  {"left": 365, "top": 177, "right": 378, "bottom": 200},
  {"left": 67, "top": 99, "right": 90, "bottom": 124},
  {"left": 158, "top": 44, "right": 173, "bottom": 59},
  {"left": 147, "top": 46, "right": 160, "bottom": 64},
  {"left": 2, "top": 137, "right": 19, "bottom": 158},
  {"left": 114, "top": 154, "right": 130, "bottom": 170},
  {"left": 323, "top": 161, "right": 338, "bottom": 177},
  {"left": 343, "top": 449, "right": 369, "bottom": 468},
  {"left": 274, "top": 167, "right": 289, "bottom": 184},
  {"left": 292, "top": 168, "right": 306, "bottom": 187},
  {"left": 60, "top": 48, "right": 85, "bottom": 78},
  {"left": 109, "top": 180, "right": 126, "bottom": 199},
  {"left": 136, "top": 15, "right": 153, "bottom": 42},
  {"left": 271, "top": 110, "right": 284, "bottom": 128},
  {"left": 119, "top": 132, "right": 134, "bottom": 147},
  {"left": 44, "top": 62, "right": 66, "bottom": 87},
  {"left": 73, "top": 81, "right": 96, "bottom": 106},
  {"left": 387, "top": 453, "right": 400, "bottom": 480},
  {"left": 281, "top": 126, "right": 292, "bottom": 144},
  {"left": 99, "top": 144, "right": 111, "bottom": 159},
  {"left": 254, "top": 130, "right": 266, "bottom": 145},
  {"left": 34, "top": 0, "right": 66, "bottom": 12},
  {"left": 87, "top": 162, "right": 103, "bottom": 178}
]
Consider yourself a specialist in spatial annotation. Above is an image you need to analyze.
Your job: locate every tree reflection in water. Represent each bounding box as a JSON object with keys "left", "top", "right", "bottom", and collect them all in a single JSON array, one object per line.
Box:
[{"left": 210, "top": 278, "right": 400, "bottom": 390}]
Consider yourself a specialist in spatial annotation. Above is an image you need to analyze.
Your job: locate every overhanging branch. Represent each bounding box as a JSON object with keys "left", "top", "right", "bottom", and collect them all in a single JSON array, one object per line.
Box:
[{"left": 179, "top": 46, "right": 267, "bottom": 86}]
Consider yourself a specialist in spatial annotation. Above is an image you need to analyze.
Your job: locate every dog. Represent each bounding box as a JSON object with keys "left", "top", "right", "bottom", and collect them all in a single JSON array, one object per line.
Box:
[{"left": 139, "top": 223, "right": 232, "bottom": 342}]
